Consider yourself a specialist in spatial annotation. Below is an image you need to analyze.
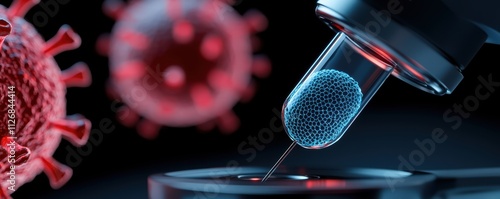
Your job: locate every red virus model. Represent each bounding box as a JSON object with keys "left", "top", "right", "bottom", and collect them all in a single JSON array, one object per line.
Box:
[
  {"left": 98, "top": 0, "right": 271, "bottom": 139},
  {"left": 0, "top": 0, "right": 91, "bottom": 198}
]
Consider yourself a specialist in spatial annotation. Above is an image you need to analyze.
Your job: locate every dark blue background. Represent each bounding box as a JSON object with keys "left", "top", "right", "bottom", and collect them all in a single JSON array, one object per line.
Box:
[{"left": 4, "top": 0, "right": 499, "bottom": 198}]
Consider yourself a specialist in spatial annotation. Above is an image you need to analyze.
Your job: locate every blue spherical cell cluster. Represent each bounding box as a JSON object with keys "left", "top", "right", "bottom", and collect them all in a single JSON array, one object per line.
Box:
[{"left": 284, "top": 69, "right": 363, "bottom": 148}]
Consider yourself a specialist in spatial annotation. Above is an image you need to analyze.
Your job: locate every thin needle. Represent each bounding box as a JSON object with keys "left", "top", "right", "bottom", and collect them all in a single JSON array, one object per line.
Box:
[{"left": 261, "top": 141, "right": 297, "bottom": 182}]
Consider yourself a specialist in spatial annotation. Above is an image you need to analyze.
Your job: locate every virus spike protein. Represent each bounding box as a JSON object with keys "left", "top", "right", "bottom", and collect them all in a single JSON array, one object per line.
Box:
[
  {"left": 0, "top": 137, "right": 30, "bottom": 166},
  {"left": 43, "top": 25, "right": 82, "bottom": 56},
  {"left": 0, "top": 0, "right": 92, "bottom": 197},
  {"left": 7, "top": 0, "right": 39, "bottom": 18},
  {"left": 50, "top": 114, "right": 91, "bottom": 147},
  {"left": 61, "top": 62, "right": 92, "bottom": 88},
  {"left": 0, "top": 19, "right": 10, "bottom": 45},
  {"left": 102, "top": 0, "right": 126, "bottom": 20},
  {"left": 100, "top": 0, "right": 271, "bottom": 139},
  {"left": 40, "top": 156, "right": 73, "bottom": 189}
]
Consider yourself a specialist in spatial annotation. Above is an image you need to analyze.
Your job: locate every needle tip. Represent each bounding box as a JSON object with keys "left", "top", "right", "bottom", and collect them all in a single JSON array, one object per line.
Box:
[{"left": 260, "top": 142, "right": 297, "bottom": 183}]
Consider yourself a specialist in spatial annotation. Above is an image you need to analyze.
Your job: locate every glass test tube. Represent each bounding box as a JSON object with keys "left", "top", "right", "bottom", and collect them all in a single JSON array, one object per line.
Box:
[
  {"left": 261, "top": 32, "right": 397, "bottom": 182},
  {"left": 282, "top": 32, "right": 396, "bottom": 149}
]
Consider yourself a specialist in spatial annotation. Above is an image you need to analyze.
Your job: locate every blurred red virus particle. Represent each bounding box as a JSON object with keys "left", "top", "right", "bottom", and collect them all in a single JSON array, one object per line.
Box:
[
  {"left": 0, "top": 0, "right": 92, "bottom": 198},
  {"left": 98, "top": 0, "right": 271, "bottom": 139}
]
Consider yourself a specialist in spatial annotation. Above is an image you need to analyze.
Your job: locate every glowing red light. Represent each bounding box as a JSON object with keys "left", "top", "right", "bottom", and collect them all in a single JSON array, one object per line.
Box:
[
  {"left": 173, "top": 20, "right": 195, "bottom": 44},
  {"left": 402, "top": 62, "right": 426, "bottom": 82},
  {"left": 351, "top": 44, "right": 393, "bottom": 71},
  {"left": 0, "top": 0, "right": 92, "bottom": 198},
  {"left": 305, "top": 180, "right": 346, "bottom": 189},
  {"left": 98, "top": 0, "right": 271, "bottom": 138}
]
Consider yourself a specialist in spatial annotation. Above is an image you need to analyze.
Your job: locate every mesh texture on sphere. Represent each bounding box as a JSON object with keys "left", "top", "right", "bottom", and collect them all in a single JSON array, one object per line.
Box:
[{"left": 284, "top": 69, "right": 362, "bottom": 148}]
